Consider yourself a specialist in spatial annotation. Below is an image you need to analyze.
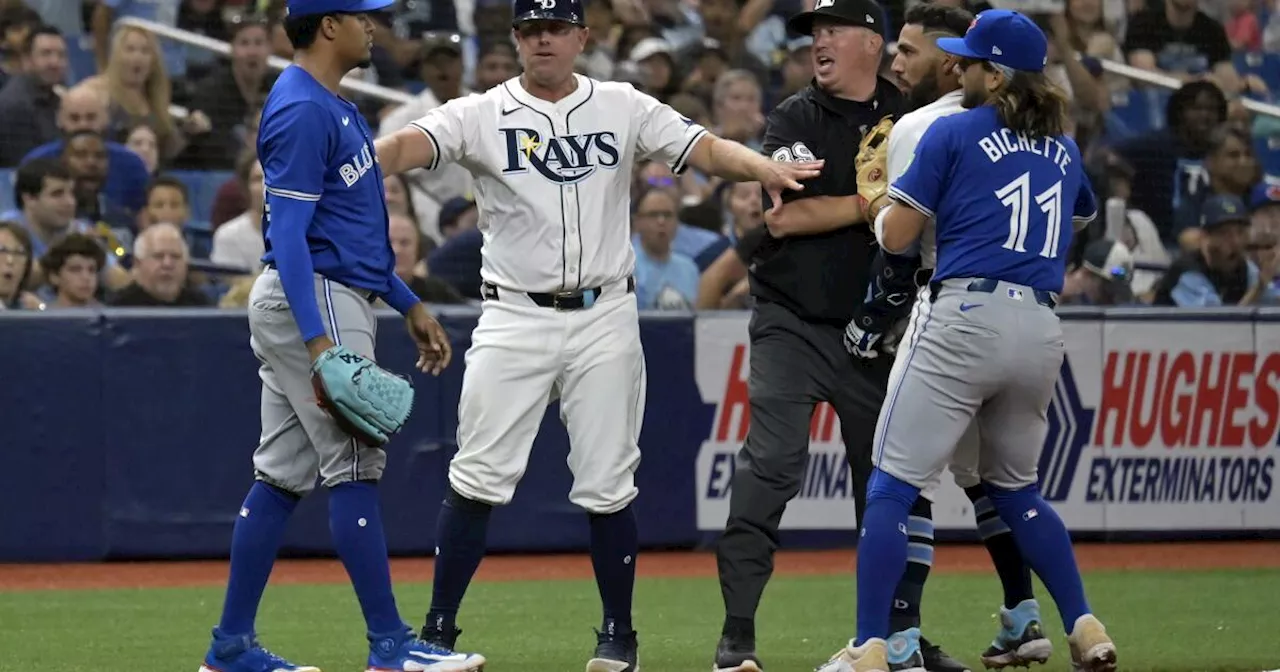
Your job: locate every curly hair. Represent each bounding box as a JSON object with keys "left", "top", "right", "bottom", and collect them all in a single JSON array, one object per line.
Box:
[{"left": 990, "top": 69, "right": 1071, "bottom": 139}]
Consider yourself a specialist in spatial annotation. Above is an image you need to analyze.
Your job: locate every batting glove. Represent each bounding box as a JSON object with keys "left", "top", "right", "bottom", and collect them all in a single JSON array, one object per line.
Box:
[{"left": 843, "top": 321, "right": 883, "bottom": 360}]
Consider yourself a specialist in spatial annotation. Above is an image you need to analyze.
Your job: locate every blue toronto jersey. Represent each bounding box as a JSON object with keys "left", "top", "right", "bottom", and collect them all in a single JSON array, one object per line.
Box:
[
  {"left": 258, "top": 65, "right": 395, "bottom": 293},
  {"left": 889, "top": 106, "right": 1097, "bottom": 293}
]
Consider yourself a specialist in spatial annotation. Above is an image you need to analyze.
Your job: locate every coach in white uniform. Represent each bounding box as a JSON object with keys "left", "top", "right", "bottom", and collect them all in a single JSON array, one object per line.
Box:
[{"left": 373, "top": 0, "right": 820, "bottom": 668}]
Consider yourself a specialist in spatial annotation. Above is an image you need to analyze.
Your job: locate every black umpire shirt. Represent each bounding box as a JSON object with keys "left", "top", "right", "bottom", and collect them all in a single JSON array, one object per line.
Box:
[{"left": 743, "top": 77, "right": 906, "bottom": 326}]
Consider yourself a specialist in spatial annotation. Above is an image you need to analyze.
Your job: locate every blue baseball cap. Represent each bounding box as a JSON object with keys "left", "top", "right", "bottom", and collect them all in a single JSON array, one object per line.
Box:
[
  {"left": 1249, "top": 182, "right": 1280, "bottom": 212},
  {"left": 1201, "top": 194, "right": 1250, "bottom": 228},
  {"left": 935, "top": 9, "right": 1048, "bottom": 74},
  {"left": 285, "top": 0, "right": 394, "bottom": 18},
  {"left": 512, "top": 0, "right": 586, "bottom": 26}
]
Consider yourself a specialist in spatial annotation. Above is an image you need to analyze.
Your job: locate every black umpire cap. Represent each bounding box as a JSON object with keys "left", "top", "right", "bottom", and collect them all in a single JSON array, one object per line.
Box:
[
  {"left": 512, "top": 0, "right": 586, "bottom": 27},
  {"left": 787, "top": 0, "right": 885, "bottom": 36}
]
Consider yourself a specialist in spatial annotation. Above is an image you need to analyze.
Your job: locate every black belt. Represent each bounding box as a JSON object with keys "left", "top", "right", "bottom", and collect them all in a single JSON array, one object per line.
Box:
[
  {"left": 930, "top": 278, "right": 1057, "bottom": 309},
  {"left": 482, "top": 277, "right": 635, "bottom": 311}
]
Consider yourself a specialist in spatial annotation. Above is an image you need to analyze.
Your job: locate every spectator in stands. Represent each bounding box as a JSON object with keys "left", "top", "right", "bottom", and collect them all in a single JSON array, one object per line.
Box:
[
  {"left": 631, "top": 186, "right": 699, "bottom": 310},
  {"left": 388, "top": 212, "right": 467, "bottom": 304},
  {"left": 39, "top": 232, "right": 105, "bottom": 307},
  {"left": 211, "top": 158, "right": 264, "bottom": 273},
  {"left": 577, "top": 0, "right": 618, "bottom": 80},
  {"left": 25, "top": 1, "right": 83, "bottom": 42},
  {"left": 1153, "top": 194, "right": 1280, "bottom": 305},
  {"left": 0, "top": 4, "right": 39, "bottom": 88},
  {"left": 1251, "top": 181, "right": 1280, "bottom": 233},
  {"left": 712, "top": 68, "right": 765, "bottom": 148},
  {"left": 141, "top": 174, "right": 191, "bottom": 229},
  {"left": 1059, "top": 238, "right": 1137, "bottom": 305},
  {"left": 3, "top": 157, "right": 130, "bottom": 291},
  {"left": 1224, "top": 0, "right": 1263, "bottom": 52},
  {"left": 176, "top": 0, "right": 231, "bottom": 85},
  {"left": 1064, "top": 0, "right": 1124, "bottom": 67},
  {"left": 1115, "top": 80, "right": 1227, "bottom": 248},
  {"left": 88, "top": 24, "right": 211, "bottom": 162},
  {"left": 636, "top": 159, "right": 730, "bottom": 270},
  {"left": 1172, "top": 125, "right": 1261, "bottom": 250},
  {"left": 109, "top": 221, "right": 210, "bottom": 306},
  {"left": 697, "top": 0, "right": 769, "bottom": 82},
  {"left": 63, "top": 130, "right": 135, "bottom": 234},
  {"left": 436, "top": 196, "right": 478, "bottom": 240},
  {"left": 91, "top": 0, "right": 185, "bottom": 79},
  {"left": 427, "top": 212, "right": 483, "bottom": 299},
  {"left": 473, "top": 39, "right": 519, "bottom": 90},
  {"left": 774, "top": 36, "right": 814, "bottom": 103},
  {"left": 629, "top": 37, "right": 680, "bottom": 102},
  {"left": 695, "top": 180, "right": 764, "bottom": 309},
  {"left": 1041, "top": 13, "right": 1108, "bottom": 114},
  {"left": 1123, "top": 0, "right": 1263, "bottom": 95},
  {"left": 0, "top": 25, "right": 67, "bottom": 166},
  {"left": 177, "top": 16, "right": 275, "bottom": 170},
  {"left": 124, "top": 121, "right": 159, "bottom": 175},
  {"left": 681, "top": 38, "right": 730, "bottom": 104},
  {"left": 20, "top": 82, "right": 151, "bottom": 213},
  {"left": 0, "top": 219, "right": 41, "bottom": 309}
]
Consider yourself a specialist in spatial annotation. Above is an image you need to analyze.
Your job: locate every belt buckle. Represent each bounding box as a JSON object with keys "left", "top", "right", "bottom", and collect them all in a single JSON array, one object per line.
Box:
[{"left": 552, "top": 290, "right": 581, "bottom": 311}]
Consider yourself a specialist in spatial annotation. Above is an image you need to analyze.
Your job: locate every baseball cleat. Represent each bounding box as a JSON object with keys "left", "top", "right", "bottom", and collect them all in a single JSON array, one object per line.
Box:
[
  {"left": 713, "top": 635, "right": 763, "bottom": 671},
  {"left": 199, "top": 627, "right": 320, "bottom": 672},
  {"left": 587, "top": 624, "right": 640, "bottom": 672},
  {"left": 920, "top": 636, "right": 971, "bottom": 672},
  {"left": 814, "top": 628, "right": 927, "bottom": 672},
  {"left": 980, "top": 600, "right": 1053, "bottom": 669},
  {"left": 1066, "top": 615, "right": 1116, "bottom": 672},
  {"left": 367, "top": 626, "right": 485, "bottom": 672}
]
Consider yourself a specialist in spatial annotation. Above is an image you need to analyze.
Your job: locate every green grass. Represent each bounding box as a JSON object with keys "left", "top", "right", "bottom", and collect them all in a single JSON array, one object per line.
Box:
[{"left": 3, "top": 569, "right": 1278, "bottom": 671}]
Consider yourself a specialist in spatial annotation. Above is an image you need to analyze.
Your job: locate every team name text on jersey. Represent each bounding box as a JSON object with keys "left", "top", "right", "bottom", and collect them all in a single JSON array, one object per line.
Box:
[{"left": 500, "top": 128, "right": 621, "bottom": 184}]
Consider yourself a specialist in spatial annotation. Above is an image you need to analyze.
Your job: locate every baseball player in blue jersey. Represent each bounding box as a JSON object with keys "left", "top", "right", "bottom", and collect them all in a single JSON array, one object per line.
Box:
[
  {"left": 816, "top": 10, "right": 1118, "bottom": 672},
  {"left": 198, "top": 2, "right": 485, "bottom": 672}
]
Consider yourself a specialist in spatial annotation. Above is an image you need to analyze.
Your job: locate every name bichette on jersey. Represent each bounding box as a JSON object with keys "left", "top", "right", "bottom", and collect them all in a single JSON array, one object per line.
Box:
[{"left": 976, "top": 128, "right": 1072, "bottom": 175}]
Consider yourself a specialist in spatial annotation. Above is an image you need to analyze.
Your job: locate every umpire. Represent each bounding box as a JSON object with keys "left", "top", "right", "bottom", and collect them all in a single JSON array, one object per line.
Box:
[{"left": 711, "top": 0, "right": 911, "bottom": 670}]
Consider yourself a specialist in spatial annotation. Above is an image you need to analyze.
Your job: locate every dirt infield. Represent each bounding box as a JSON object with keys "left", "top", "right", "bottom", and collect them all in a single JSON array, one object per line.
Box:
[{"left": 1, "top": 542, "right": 1277, "bottom": 591}]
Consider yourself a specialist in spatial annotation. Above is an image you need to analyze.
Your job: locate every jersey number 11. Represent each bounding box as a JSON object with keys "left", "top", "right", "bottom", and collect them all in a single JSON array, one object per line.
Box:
[{"left": 995, "top": 171, "right": 1063, "bottom": 259}]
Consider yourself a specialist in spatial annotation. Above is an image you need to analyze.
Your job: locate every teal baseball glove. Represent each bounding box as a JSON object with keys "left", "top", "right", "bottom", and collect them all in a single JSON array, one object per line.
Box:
[{"left": 310, "top": 345, "right": 414, "bottom": 447}]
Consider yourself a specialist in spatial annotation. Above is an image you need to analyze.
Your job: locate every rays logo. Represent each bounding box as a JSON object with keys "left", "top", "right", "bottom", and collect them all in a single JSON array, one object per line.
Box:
[
  {"left": 500, "top": 128, "right": 621, "bottom": 184},
  {"left": 1039, "top": 355, "right": 1093, "bottom": 502}
]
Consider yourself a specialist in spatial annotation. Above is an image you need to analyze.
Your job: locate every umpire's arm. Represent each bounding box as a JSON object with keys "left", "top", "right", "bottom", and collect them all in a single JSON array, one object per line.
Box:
[{"left": 759, "top": 104, "right": 865, "bottom": 237}]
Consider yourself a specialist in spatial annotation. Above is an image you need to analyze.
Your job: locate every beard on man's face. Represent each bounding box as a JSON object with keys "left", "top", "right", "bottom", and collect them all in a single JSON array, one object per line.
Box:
[{"left": 907, "top": 68, "right": 941, "bottom": 110}]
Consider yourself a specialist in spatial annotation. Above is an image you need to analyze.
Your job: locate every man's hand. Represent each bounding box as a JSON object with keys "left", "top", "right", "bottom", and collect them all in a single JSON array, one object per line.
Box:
[
  {"left": 757, "top": 159, "right": 825, "bottom": 214},
  {"left": 406, "top": 303, "right": 452, "bottom": 375},
  {"left": 843, "top": 321, "right": 883, "bottom": 359}
]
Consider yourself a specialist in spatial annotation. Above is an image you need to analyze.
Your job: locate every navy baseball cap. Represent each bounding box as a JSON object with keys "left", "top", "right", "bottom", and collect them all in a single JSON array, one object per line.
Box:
[
  {"left": 1201, "top": 194, "right": 1250, "bottom": 228},
  {"left": 285, "top": 0, "right": 394, "bottom": 18},
  {"left": 1250, "top": 182, "right": 1280, "bottom": 212},
  {"left": 936, "top": 9, "right": 1047, "bottom": 74},
  {"left": 512, "top": 0, "right": 585, "bottom": 27}
]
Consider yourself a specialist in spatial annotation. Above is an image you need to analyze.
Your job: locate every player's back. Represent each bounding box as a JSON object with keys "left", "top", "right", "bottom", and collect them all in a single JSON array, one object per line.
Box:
[{"left": 922, "top": 106, "right": 1093, "bottom": 294}]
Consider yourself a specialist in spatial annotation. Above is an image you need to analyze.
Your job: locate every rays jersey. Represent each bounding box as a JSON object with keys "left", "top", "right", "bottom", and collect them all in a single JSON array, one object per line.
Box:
[
  {"left": 408, "top": 74, "right": 708, "bottom": 293},
  {"left": 874, "top": 90, "right": 965, "bottom": 271},
  {"left": 889, "top": 105, "right": 1097, "bottom": 293}
]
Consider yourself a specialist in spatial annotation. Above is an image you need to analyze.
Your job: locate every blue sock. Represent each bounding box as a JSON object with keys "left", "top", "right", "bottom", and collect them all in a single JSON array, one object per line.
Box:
[
  {"left": 589, "top": 504, "right": 638, "bottom": 634},
  {"left": 329, "top": 481, "right": 403, "bottom": 635},
  {"left": 217, "top": 481, "right": 299, "bottom": 636},
  {"left": 856, "top": 468, "right": 919, "bottom": 646},
  {"left": 425, "top": 488, "right": 492, "bottom": 633},
  {"left": 983, "top": 482, "right": 1090, "bottom": 633}
]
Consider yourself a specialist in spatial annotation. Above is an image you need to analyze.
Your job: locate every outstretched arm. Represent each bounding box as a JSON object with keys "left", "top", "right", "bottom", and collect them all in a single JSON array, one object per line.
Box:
[
  {"left": 374, "top": 126, "right": 438, "bottom": 176},
  {"left": 685, "top": 135, "right": 823, "bottom": 211}
]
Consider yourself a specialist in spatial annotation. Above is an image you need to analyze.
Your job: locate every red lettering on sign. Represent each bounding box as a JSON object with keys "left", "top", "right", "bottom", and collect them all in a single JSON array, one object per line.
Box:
[
  {"left": 811, "top": 402, "right": 839, "bottom": 443},
  {"left": 716, "top": 345, "right": 751, "bottom": 443},
  {"left": 1093, "top": 350, "right": 1280, "bottom": 449}
]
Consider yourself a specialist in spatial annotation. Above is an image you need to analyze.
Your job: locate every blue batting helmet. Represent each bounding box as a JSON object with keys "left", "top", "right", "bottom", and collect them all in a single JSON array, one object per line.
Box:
[{"left": 511, "top": 0, "right": 586, "bottom": 27}]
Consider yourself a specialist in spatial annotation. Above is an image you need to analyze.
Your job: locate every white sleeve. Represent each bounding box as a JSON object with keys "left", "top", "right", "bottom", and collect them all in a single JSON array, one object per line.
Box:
[
  {"left": 631, "top": 86, "right": 709, "bottom": 175},
  {"left": 408, "top": 96, "right": 474, "bottom": 171},
  {"left": 885, "top": 116, "right": 917, "bottom": 184}
]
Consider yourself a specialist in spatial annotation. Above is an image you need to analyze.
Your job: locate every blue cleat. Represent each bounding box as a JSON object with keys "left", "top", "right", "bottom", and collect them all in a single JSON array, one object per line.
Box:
[
  {"left": 367, "top": 625, "right": 486, "bottom": 672},
  {"left": 199, "top": 627, "right": 319, "bottom": 672},
  {"left": 587, "top": 624, "right": 640, "bottom": 672},
  {"left": 980, "top": 599, "right": 1053, "bottom": 669}
]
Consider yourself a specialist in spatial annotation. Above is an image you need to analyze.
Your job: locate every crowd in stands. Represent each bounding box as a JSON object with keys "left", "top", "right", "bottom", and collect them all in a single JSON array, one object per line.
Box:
[{"left": 0, "top": 0, "right": 1278, "bottom": 314}]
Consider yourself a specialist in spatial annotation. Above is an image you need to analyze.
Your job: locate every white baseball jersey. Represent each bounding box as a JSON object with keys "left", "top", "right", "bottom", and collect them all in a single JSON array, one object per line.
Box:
[
  {"left": 875, "top": 89, "right": 964, "bottom": 270},
  {"left": 409, "top": 74, "right": 709, "bottom": 293}
]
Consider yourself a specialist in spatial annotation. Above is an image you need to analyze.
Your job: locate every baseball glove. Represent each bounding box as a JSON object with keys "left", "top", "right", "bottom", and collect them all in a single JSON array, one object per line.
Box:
[
  {"left": 310, "top": 345, "right": 414, "bottom": 447},
  {"left": 855, "top": 115, "right": 895, "bottom": 214}
]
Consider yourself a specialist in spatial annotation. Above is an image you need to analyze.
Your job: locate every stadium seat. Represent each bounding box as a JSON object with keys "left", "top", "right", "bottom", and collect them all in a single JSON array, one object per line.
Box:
[
  {"left": 0, "top": 168, "right": 15, "bottom": 214},
  {"left": 1257, "top": 136, "right": 1280, "bottom": 178},
  {"left": 1105, "top": 87, "right": 1167, "bottom": 142},
  {"left": 65, "top": 36, "right": 97, "bottom": 85},
  {"left": 1235, "top": 51, "right": 1280, "bottom": 96},
  {"left": 168, "top": 169, "right": 233, "bottom": 226}
]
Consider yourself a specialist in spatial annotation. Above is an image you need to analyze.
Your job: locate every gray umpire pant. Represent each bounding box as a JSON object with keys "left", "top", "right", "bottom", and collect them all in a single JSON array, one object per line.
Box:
[
  {"left": 248, "top": 267, "right": 388, "bottom": 496},
  {"left": 873, "top": 277, "right": 1064, "bottom": 492},
  {"left": 717, "top": 300, "right": 892, "bottom": 622}
]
